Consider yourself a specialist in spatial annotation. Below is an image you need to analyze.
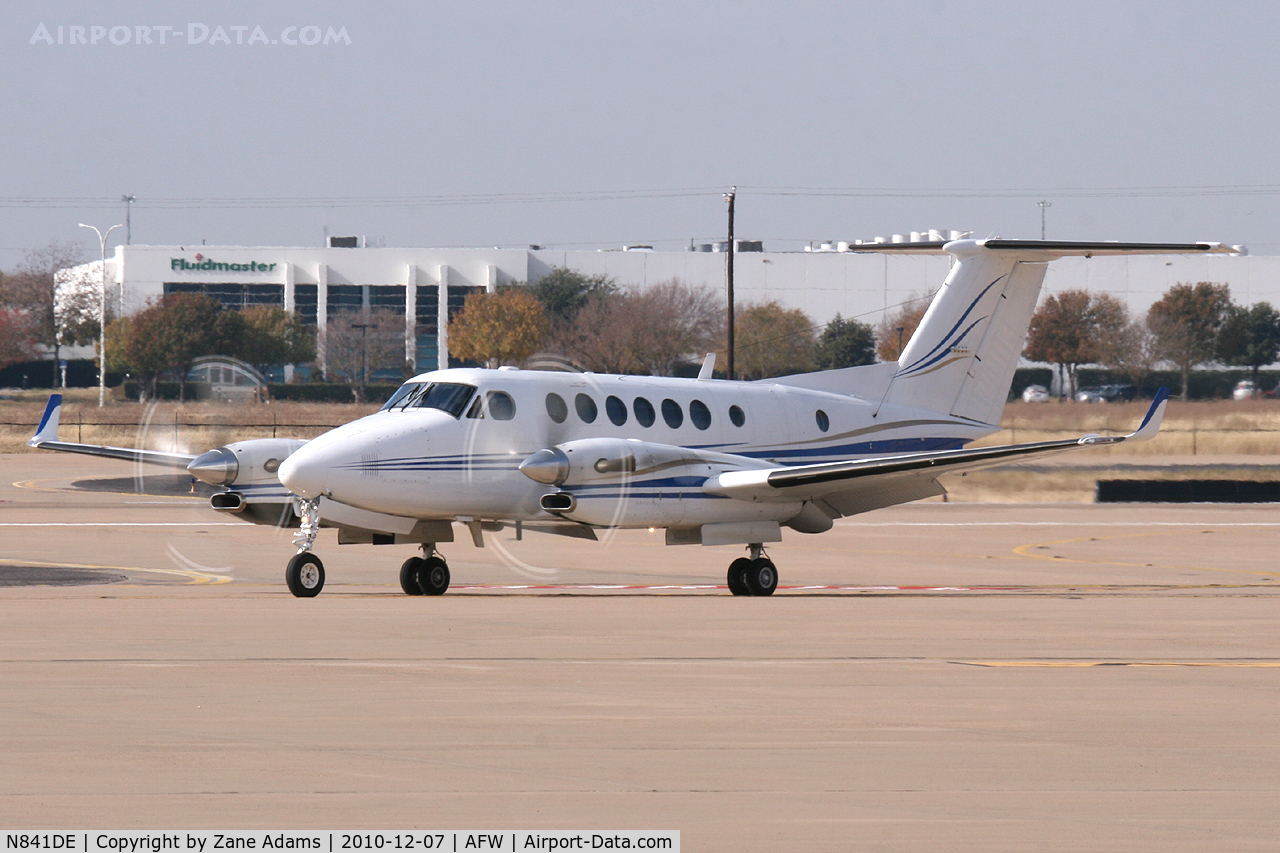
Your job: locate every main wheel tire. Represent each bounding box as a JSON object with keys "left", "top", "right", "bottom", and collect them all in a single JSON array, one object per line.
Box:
[
  {"left": 727, "top": 557, "right": 752, "bottom": 596},
  {"left": 286, "top": 552, "right": 325, "bottom": 598},
  {"left": 417, "top": 556, "right": 450, "bottom": 595},
  {"left": 400, "top": 557, "right": 425, "bottom": 595},
  {"left": 744, "top": 558, "right": 777, "bottom": 596}
]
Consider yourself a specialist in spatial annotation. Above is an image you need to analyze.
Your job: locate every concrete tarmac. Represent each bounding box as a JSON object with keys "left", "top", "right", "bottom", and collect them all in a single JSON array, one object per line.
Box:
[{"left": 2, "top": 452, "right": 1279, "bottom": 851}]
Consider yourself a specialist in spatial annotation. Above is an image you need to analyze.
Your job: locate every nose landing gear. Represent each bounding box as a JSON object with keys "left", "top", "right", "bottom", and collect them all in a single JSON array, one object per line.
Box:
[{"left": 286, "top": 497, "right": 325, "bottom": 598}]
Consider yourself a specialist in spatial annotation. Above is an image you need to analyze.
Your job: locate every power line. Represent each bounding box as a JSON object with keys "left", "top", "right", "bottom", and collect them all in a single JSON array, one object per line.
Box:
[{"left": 5, "top": 182, "right": 1280, "bottom": 211}]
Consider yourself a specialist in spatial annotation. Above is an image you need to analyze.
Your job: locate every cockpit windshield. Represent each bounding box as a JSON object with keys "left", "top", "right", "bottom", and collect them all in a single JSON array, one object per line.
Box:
[{"left": 380, "top": 381, "right": 476, "bottom": 418}]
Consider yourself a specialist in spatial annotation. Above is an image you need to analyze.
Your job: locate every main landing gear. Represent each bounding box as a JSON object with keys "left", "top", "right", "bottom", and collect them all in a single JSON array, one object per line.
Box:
[
  {"left": 399, "top": 546, "right": 450, "bottom": 596},
  {"left": 727, "top": 544, "right": 778, "bottom": 597}
]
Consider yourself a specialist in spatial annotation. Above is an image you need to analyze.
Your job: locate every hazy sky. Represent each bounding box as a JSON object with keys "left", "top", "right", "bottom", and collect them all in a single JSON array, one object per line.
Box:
[{"left": 4, "top": 0, "right": 1279, "bottom": 269}]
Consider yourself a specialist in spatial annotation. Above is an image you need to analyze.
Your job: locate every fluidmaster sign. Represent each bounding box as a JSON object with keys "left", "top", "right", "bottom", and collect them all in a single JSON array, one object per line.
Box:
[{"left": 171, "top": 254, "right": 277, "bottom": 272}]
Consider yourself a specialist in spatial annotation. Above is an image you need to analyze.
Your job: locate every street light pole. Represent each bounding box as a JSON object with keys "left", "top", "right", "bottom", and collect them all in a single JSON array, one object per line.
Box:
[
  {"left": 1037, "top": 200, "right": 1052, "bottom": 240},
  {"left": 79, "top": 222, "right": 123, "bottom": 408}
]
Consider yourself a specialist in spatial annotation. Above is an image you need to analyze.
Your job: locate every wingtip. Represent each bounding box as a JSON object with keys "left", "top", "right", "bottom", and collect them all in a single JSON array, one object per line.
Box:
[
  {"left": 1128, "top": 388, "right": 1170, "bottom": 442},
  {"left": 28, "top": 394, "right": 63, "bottom": 446}
]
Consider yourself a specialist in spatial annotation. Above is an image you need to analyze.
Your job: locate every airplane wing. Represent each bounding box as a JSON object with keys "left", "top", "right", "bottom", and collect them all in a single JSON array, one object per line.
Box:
[
  {"left": 704, "top": 389, "right": 1169, "bottom": 517},
  {"left": 26, "top": 394, "right": 196, "bottom": 469}
]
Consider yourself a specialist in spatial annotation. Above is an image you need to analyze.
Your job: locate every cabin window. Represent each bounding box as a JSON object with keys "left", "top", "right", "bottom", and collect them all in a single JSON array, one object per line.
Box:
[
  {"left": 546, "top": 393, "right": 568, "bottom": 424},
  {"left": 729, "top": 405, "right": 746, "bottom": 427},
  {"left": 634, "top": 397, "right": 656, "bottom": 427},
  {"left": 661, "top": 398, "right": 683, "bottom": 429},
  {"left": 575, "top": 393, "right": 598, "bottom": 423},
  {"left": 487, "top": 391, "right": 516, "bottom": 420},
  {"left": 465, "top": 397, "right": 484, "bottom": 419},
  {"left": 690, "top": 399, "right": 711, "bottom": 430},
  {"left": 815, "top": 409, "right": 830, "bottom": 432},
  {"left": 606, "top": 395, "right": 628, "bottom": 426}
]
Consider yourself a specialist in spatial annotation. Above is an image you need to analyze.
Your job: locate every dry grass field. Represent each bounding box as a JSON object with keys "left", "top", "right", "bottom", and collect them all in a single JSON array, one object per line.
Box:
[{"left": 2, "top": 388, "right": 1278, "bottom": 503}]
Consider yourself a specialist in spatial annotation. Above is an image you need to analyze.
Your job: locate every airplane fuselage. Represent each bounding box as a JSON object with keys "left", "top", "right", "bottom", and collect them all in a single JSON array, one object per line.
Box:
[{"left": 277, "top": 367, "right": 994, "bottom": 531}]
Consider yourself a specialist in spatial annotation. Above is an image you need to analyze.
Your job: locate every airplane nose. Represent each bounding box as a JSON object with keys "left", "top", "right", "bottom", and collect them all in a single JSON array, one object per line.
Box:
[{"left": 277, "top": 447, "right": 327, "bottom": 499}]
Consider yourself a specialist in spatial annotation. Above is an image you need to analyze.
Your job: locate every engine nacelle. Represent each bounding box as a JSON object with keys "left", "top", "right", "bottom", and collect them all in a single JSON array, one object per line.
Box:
[
  {"left": 189, "top": 438, "right": 307, "bottom": 527},
  {"left": 519, "top": 438, "right": 797, "bottom": 529},
  {"left": 188, "top": 438, "right": 307, "bottom": 487}
]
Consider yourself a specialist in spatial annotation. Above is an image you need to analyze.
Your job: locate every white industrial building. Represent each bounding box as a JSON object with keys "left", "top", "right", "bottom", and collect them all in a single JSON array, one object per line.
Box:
[{"left": 57, "top": 238, "right": 1269, "bottom": 376}]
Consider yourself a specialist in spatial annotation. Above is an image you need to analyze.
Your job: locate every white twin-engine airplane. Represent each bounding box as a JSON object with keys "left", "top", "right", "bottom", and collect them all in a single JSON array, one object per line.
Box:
[{"left": 30, "top": 239, "right": 1231, "bottom": 597}]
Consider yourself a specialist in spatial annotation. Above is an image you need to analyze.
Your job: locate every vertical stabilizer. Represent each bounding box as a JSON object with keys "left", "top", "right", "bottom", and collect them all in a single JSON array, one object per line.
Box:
[{"left": 884, "top": 241, "right": 1047, "bottom": 424}]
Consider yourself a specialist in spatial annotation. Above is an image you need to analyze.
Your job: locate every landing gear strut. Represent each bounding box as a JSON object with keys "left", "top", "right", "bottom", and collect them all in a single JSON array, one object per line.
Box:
[
  {"left": 286, "top": 497, "right": 325, "bottom": 597},
  {"left": 727, "top": 544, "right": 777, "bottom": 597},
  {"left": 399, "top": 545, "right": 450, "bottom": 596}
]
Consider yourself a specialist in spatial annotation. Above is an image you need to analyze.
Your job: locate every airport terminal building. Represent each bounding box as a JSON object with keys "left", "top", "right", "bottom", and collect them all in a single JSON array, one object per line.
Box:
[{"left": 57, "top": 239, "right": 1271, "bottom": 376}]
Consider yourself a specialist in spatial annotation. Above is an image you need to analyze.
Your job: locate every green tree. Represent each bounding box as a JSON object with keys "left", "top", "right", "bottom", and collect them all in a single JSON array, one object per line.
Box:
[
  {"left": 1146, "top": 281, "right": 1233, "bottom": 400},
  {"left": 1024, "top": 289, "right": 1129, "bottom": 398},
  {"left": 814, "top": 313, "right": 876, "bottom": 369},
  {"left": 222, "top": 305, "right": 316, "bottom": 372},
  {"left": 734, "top": 301, "right": 816, "bottom": 380},
  {"left": 120, "top": 294, "right": 221, "bottom": 401},
  {"left": 1216, "top": 301, "right": 1280, "bottom": 390},
  {"left": 528, "top": 267, "right": 617, "bottom": 325},
  {"left": 875, "top": 292, "right": 933, "bottom": 362},
  {"left": 447, "top": 288, "right": 550, "bottom": 367}
]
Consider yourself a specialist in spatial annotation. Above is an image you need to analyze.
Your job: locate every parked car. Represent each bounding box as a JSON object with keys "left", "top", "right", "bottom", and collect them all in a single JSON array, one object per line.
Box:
[
  {"left": 1021, "top": 384, "right": 1050, "bottom": 403},
  {"left": 1075, "top": 384, "right": 1137, "bottom": 403},
  {"left": 1234, "top": 380, "right": 1257, "bottom": 400}
]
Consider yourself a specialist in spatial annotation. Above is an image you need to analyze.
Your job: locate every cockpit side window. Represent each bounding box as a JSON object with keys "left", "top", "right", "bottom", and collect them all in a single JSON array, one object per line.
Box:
[
  {"left": 487, "top": 391, "right": 516, "bottom": 420},
  {"left": 380, "top": 382, "right": 423, "bottom": 411}
]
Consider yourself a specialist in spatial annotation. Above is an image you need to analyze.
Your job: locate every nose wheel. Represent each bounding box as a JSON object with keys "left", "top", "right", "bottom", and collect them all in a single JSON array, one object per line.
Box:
[{"left": 285, "top": 551, "right": 325, "bottom": 597}]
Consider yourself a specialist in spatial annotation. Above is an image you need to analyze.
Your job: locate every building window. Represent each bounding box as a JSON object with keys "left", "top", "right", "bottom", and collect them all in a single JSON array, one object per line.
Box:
[
  {"left": 661, "top": 399, "right": 683, "bottom": 429},
  {"left": 294, "top": 284, "right": 318, "bottom": 325},
  {"left": 327, "top": 284, "right": 362, "bottom": 313},
  {"left": 575, "top": 393, "right": 598, "bottom": 423},
  {"left": 633, "top": 397, "right": 655, "bottom": 427},
  {"left": 546, "top": 393, "right": 568, "bottom": 424},
  {"left": 370, "top": 285, "right": 406, "bottom": 315},
  {"left": 606, "top": 395, "right": 627, "bottom": 426}
]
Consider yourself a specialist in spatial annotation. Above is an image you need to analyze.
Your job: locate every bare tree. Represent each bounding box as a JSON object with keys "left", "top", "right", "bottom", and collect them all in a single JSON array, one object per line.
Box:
[
  {"left": 325, "top": 309, "right": 405, "bottom": 401},
  {"left": 549, "top": 280, "right": 724, "bottom": 375},
  {"left": 875, "top": 292, "right": 934, "bottom": 362},
  {"left": 0, "top": 241, "right": 85, "bottom": 384},
  {"left": 1147, "top": 282, "right": 1233, "bottom": 400}
]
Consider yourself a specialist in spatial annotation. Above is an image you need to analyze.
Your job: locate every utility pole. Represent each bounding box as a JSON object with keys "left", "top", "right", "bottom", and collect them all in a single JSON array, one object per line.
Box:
[
  {"left": 79, "top": 222, "right": 123, "bottom": 407},
  {"left": 122, "top": 195, "right": 136, "bottom": 244},
  {"left": 724, "top": 187, "right": 736, "bottom": 381},
  {"left": 1038, "top": 200, "right": 1052, "bottom": 240}
]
